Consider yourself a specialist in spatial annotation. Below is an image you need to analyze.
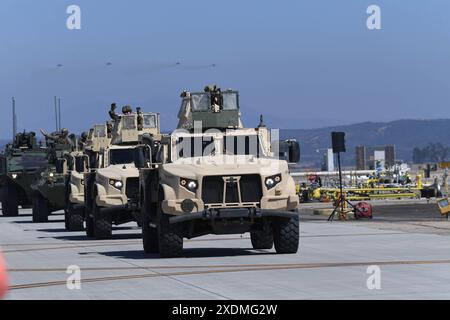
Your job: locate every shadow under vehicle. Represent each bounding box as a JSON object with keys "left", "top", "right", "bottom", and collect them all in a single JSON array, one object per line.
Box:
[{"left": 0, "top": 131, "right": 47, "bottom": 216}]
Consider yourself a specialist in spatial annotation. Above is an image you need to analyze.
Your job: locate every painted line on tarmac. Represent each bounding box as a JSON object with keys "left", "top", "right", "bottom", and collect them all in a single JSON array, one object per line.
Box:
[{"left": 9, "top": 259, "right": 450, "bottom": 291}]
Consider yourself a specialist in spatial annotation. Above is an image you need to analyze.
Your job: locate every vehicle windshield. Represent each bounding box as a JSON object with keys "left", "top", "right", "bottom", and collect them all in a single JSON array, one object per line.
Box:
[
  {"left": 223, "top": 135, "right": 261, "bottom": 156},
  {"left": 172, "top": 133, "right": 265, "bottom": 160},
  {"left": 109, "top": 148, "right": 136, "bottom": 165},
  {"left": 175, "top": 136, "right": 216, "bottom": 158}
]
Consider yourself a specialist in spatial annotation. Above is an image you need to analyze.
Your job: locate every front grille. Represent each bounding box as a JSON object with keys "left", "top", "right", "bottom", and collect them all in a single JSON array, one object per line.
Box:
[
  {"left": 125, "top": 177, "right": 139, "bottom": 200},
  {"left": 201, "top": 175, "right": 262, "bottom": 206}
]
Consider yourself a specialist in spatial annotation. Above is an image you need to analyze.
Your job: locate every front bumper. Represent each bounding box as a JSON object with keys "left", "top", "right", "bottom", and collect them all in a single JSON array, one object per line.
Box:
[
  {"left": 169, "top": 208, "right": 299, "bottom": 224},
  {"left": 162, "top": 194, "right": 299, "bottom": 215},
  {"left": 96, "top": 194, "right": 129, "bottom": 207}
]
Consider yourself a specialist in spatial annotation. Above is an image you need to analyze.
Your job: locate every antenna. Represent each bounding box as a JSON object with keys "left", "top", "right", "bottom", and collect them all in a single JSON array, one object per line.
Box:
[
  {"left": 12, "top": 97, "right": 17, "bottom": 140},
  {"left": 58, "top": 98, "right": 61, "bottom": 131},
  {"left": 54, "top": 96, "right": 58, "bottom": 131}
]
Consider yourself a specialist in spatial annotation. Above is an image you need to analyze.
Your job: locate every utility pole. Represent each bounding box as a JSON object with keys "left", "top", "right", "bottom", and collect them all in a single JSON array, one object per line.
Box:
[
  {"left": 58, "top": 98, "right": 61, "bottom": 131},
  {"left": 54, "top": 96, "right": 58, "bottom": 131}
]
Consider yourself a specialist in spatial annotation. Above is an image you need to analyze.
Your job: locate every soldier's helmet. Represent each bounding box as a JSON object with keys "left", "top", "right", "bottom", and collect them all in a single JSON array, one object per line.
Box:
[
  {"left": 81, "top": 132, "right": 88, "bottom": 140},
  {"left": 122, "top": 106, "right": 132, "bottom": 114}
]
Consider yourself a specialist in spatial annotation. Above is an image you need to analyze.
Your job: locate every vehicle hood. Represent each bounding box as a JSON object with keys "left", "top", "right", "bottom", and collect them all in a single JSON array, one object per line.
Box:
[{"left": 97, "top": 164, "right": 138, "bottom": 180}]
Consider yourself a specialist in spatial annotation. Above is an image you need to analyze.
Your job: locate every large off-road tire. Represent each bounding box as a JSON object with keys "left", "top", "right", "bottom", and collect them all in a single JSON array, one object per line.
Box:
[
  {"left": 250, "top": 229, "right": 274, "bottom": 250},
  {"left": 32, "top": 194, "right": 49, "bottom": 223},
  {"left": 1, "top": 184, "right": 19, "bottom": 217},
  {"left": 142, "top": 199, "right": 159, "bottom": 254},
  {"left": 272, "top": 215, "right": 299, "bottom": 254},
  {"left": 93, "top": 201, "right": 112, "bottom": 240},
  {"left": 85, "top": 213, "right": 95, "bottom": 238},
  {"left": 65, "top": 203, "right": 85, "bottom": 231},
  {"left": 158, "top": 212, "right": 183, "bottom": 258}
]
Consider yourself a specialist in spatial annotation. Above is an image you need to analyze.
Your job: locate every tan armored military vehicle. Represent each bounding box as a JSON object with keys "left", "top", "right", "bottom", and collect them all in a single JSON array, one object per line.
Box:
[
  {"left": 138, "top": 86, "right": 300, "bottom": 258},
  {"left": 64, "top": 124, "right": 112, "bottom": 231},
  {"left": 84, "top": 105, "right": 161, "bottom": 239}
]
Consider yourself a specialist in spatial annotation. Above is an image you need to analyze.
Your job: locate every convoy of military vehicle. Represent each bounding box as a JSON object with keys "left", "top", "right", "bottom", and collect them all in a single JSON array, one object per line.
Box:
[{"left": 0, "top": 85, "right": 301, "bottom": 258}]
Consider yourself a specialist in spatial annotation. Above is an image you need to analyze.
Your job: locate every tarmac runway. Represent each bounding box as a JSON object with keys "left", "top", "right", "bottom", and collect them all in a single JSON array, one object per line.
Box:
[{"left": 1, "top": 201, "right": 450, "bottom": 300}]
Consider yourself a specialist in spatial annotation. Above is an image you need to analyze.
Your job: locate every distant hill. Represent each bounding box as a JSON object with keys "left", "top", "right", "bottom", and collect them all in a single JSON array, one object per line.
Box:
[{"left": 281, "top": 119, "right": 450, "bottom": 168}]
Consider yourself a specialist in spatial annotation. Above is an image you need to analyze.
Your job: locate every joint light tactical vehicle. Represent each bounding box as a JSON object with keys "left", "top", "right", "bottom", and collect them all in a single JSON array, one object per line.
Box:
[
  {"left": 138, "top": 85, "right": 301, "bottom": 258},
  {"left": 84, "top": 104, "right": 161, "bottom": 239},
  {"left": 64, "top": 124, "right": 111, "bottom": 231},
  {"left": 0, "top": 131, "right": 47, "bottom": 216}
]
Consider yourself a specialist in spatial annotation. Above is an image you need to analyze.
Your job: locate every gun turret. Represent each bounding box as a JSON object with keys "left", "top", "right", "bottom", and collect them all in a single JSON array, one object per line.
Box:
[{"left": 177, "top": 85, "right": 242, "bottom": 131}]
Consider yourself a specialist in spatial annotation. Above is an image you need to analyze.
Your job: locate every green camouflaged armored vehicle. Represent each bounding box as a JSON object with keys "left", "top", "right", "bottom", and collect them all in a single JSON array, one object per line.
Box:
[
  {"left": 137, "top": 85, "right": 300, "bottom": 258},
  {"left": 0, "top": 131, "right": 48, "bottom": 216},
  {"left": 30, "top": 128, "right": 76, "bottom": 222}
]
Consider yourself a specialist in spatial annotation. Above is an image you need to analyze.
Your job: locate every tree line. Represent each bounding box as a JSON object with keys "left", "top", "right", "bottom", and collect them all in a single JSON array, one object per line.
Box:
[{"left": 412, "top": 142, "right": 450, "bottom": 163}]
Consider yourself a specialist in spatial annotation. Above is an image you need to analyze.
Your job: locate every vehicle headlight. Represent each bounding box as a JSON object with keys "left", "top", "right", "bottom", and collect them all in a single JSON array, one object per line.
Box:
[
  {"left": 11, "top": 173, "right": 18, "bottom": 179},
  {"left": 265, "top": 174, "right": 282, "bottom": 189},
  {"left": 109, "top": 179, "right": 123, "bottom": 189},
  {"left": 180, "top": 178, "right": 198, "bottom": 192},
  {"left": 49, "top": 172, "right": 54, "bottom": 177}
]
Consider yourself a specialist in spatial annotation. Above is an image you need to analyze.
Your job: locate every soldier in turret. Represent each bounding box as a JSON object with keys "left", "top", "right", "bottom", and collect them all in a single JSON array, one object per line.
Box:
[{"left": 109, "top": 103, "right": 121, "bottom": 121}]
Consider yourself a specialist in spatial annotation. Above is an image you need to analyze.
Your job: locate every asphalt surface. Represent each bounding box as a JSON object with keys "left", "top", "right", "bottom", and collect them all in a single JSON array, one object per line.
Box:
[{"left": 1, "top": 200, "right": 450, "bottom": 300}]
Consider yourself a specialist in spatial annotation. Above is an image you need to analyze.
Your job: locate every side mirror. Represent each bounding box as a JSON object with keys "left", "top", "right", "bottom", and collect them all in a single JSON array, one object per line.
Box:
[
  {"left": 75, "top": 156, "right": 87, "bottom": 173},
  {"left": 134, "top": 146, "right": 148, "bottom": 169},
  {"left": 288, "top": 140, "right": 300, "bottom": 163}
]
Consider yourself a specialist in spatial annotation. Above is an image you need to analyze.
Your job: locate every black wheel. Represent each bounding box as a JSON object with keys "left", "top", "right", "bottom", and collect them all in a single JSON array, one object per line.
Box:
[
  {"left": 65, "top": 203, "right": 84, "bottom": 231},
  {"left": 272, "top": 215, "right": 299, "bottom": 254},
  {"left": 158, "top": 213, "right": 183, "bottom": 258},
  {"left": 142, "top": 198, "right": 159, "bottom": 254},
  {"left": 250, "top": 229, "right": 274, "bottom": 250},
  {"left": 85, "top": 213, "right": 95, "bottom": 238},
  {"left": 32, "top": 194, "right": 49, "bottom": 223},
  {"left": 1, "top": 184, "right": 19, "bottom": 216},
  {"left": 93, "top": 201, "right": 112, "bottom": 240}
]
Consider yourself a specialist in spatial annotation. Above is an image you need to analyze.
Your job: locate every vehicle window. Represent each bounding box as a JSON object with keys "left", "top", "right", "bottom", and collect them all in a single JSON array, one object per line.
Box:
[
  {"left": 93, "top": 125, "right": 106, "bottom": 138},
  {"left": 190, "top": 93, "right": 211, "bottom": 111},
  {"left": 110, "top": 149, "right": 136, "bottom": 165},
  {"left": 122, "top": 115, "right": 136, "bottom": 130},
  {"left": 223, "top": 135, "right": 260, "bottom": 156},
  {"left": 143, "top": 114, "right": 157, "bottom": 128},
  {"left": 222, "top": 92, "right": 239, "bottom": 110}
]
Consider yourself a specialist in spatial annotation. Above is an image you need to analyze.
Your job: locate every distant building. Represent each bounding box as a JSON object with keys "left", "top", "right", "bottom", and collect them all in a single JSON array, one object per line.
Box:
[
  {"left": 355, "top": 145, "right": 396, "bottom": 170},
  {"left": 320, "top": 148, "right": 335, "bottom": 171}
]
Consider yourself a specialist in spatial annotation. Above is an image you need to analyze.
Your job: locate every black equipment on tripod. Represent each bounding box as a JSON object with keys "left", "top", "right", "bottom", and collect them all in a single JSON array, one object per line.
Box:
[{"left": 328, "top": 132, "right": 363, "bottom": 221}]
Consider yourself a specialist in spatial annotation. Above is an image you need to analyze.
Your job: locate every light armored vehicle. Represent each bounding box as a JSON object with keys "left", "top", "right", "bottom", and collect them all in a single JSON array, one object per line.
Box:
[
  {"left": 64, "top": 124, "right": 111, "bottom": 231},
  {"left": 0, "top": 132, "right": 47, "bottom": 216},
  {"left": 138, "top": 86, "right": 300, "bottom": 257},
  {"left": 30, "top": 129, "right": 76, "bottom": 222},
  {"left": 84, "top": 105, "right": 161, "bottom": 239}
]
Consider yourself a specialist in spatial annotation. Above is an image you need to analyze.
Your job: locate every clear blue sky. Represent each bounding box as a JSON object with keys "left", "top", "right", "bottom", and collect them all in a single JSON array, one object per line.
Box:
[{"left": 1, "top": 0, "right": 449, "bottom": 138}]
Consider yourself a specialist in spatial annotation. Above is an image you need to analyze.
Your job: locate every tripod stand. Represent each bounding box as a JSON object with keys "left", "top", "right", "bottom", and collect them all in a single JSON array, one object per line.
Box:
[{"left": 327, "top": 152, "right": 363, "bottom": 221}]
